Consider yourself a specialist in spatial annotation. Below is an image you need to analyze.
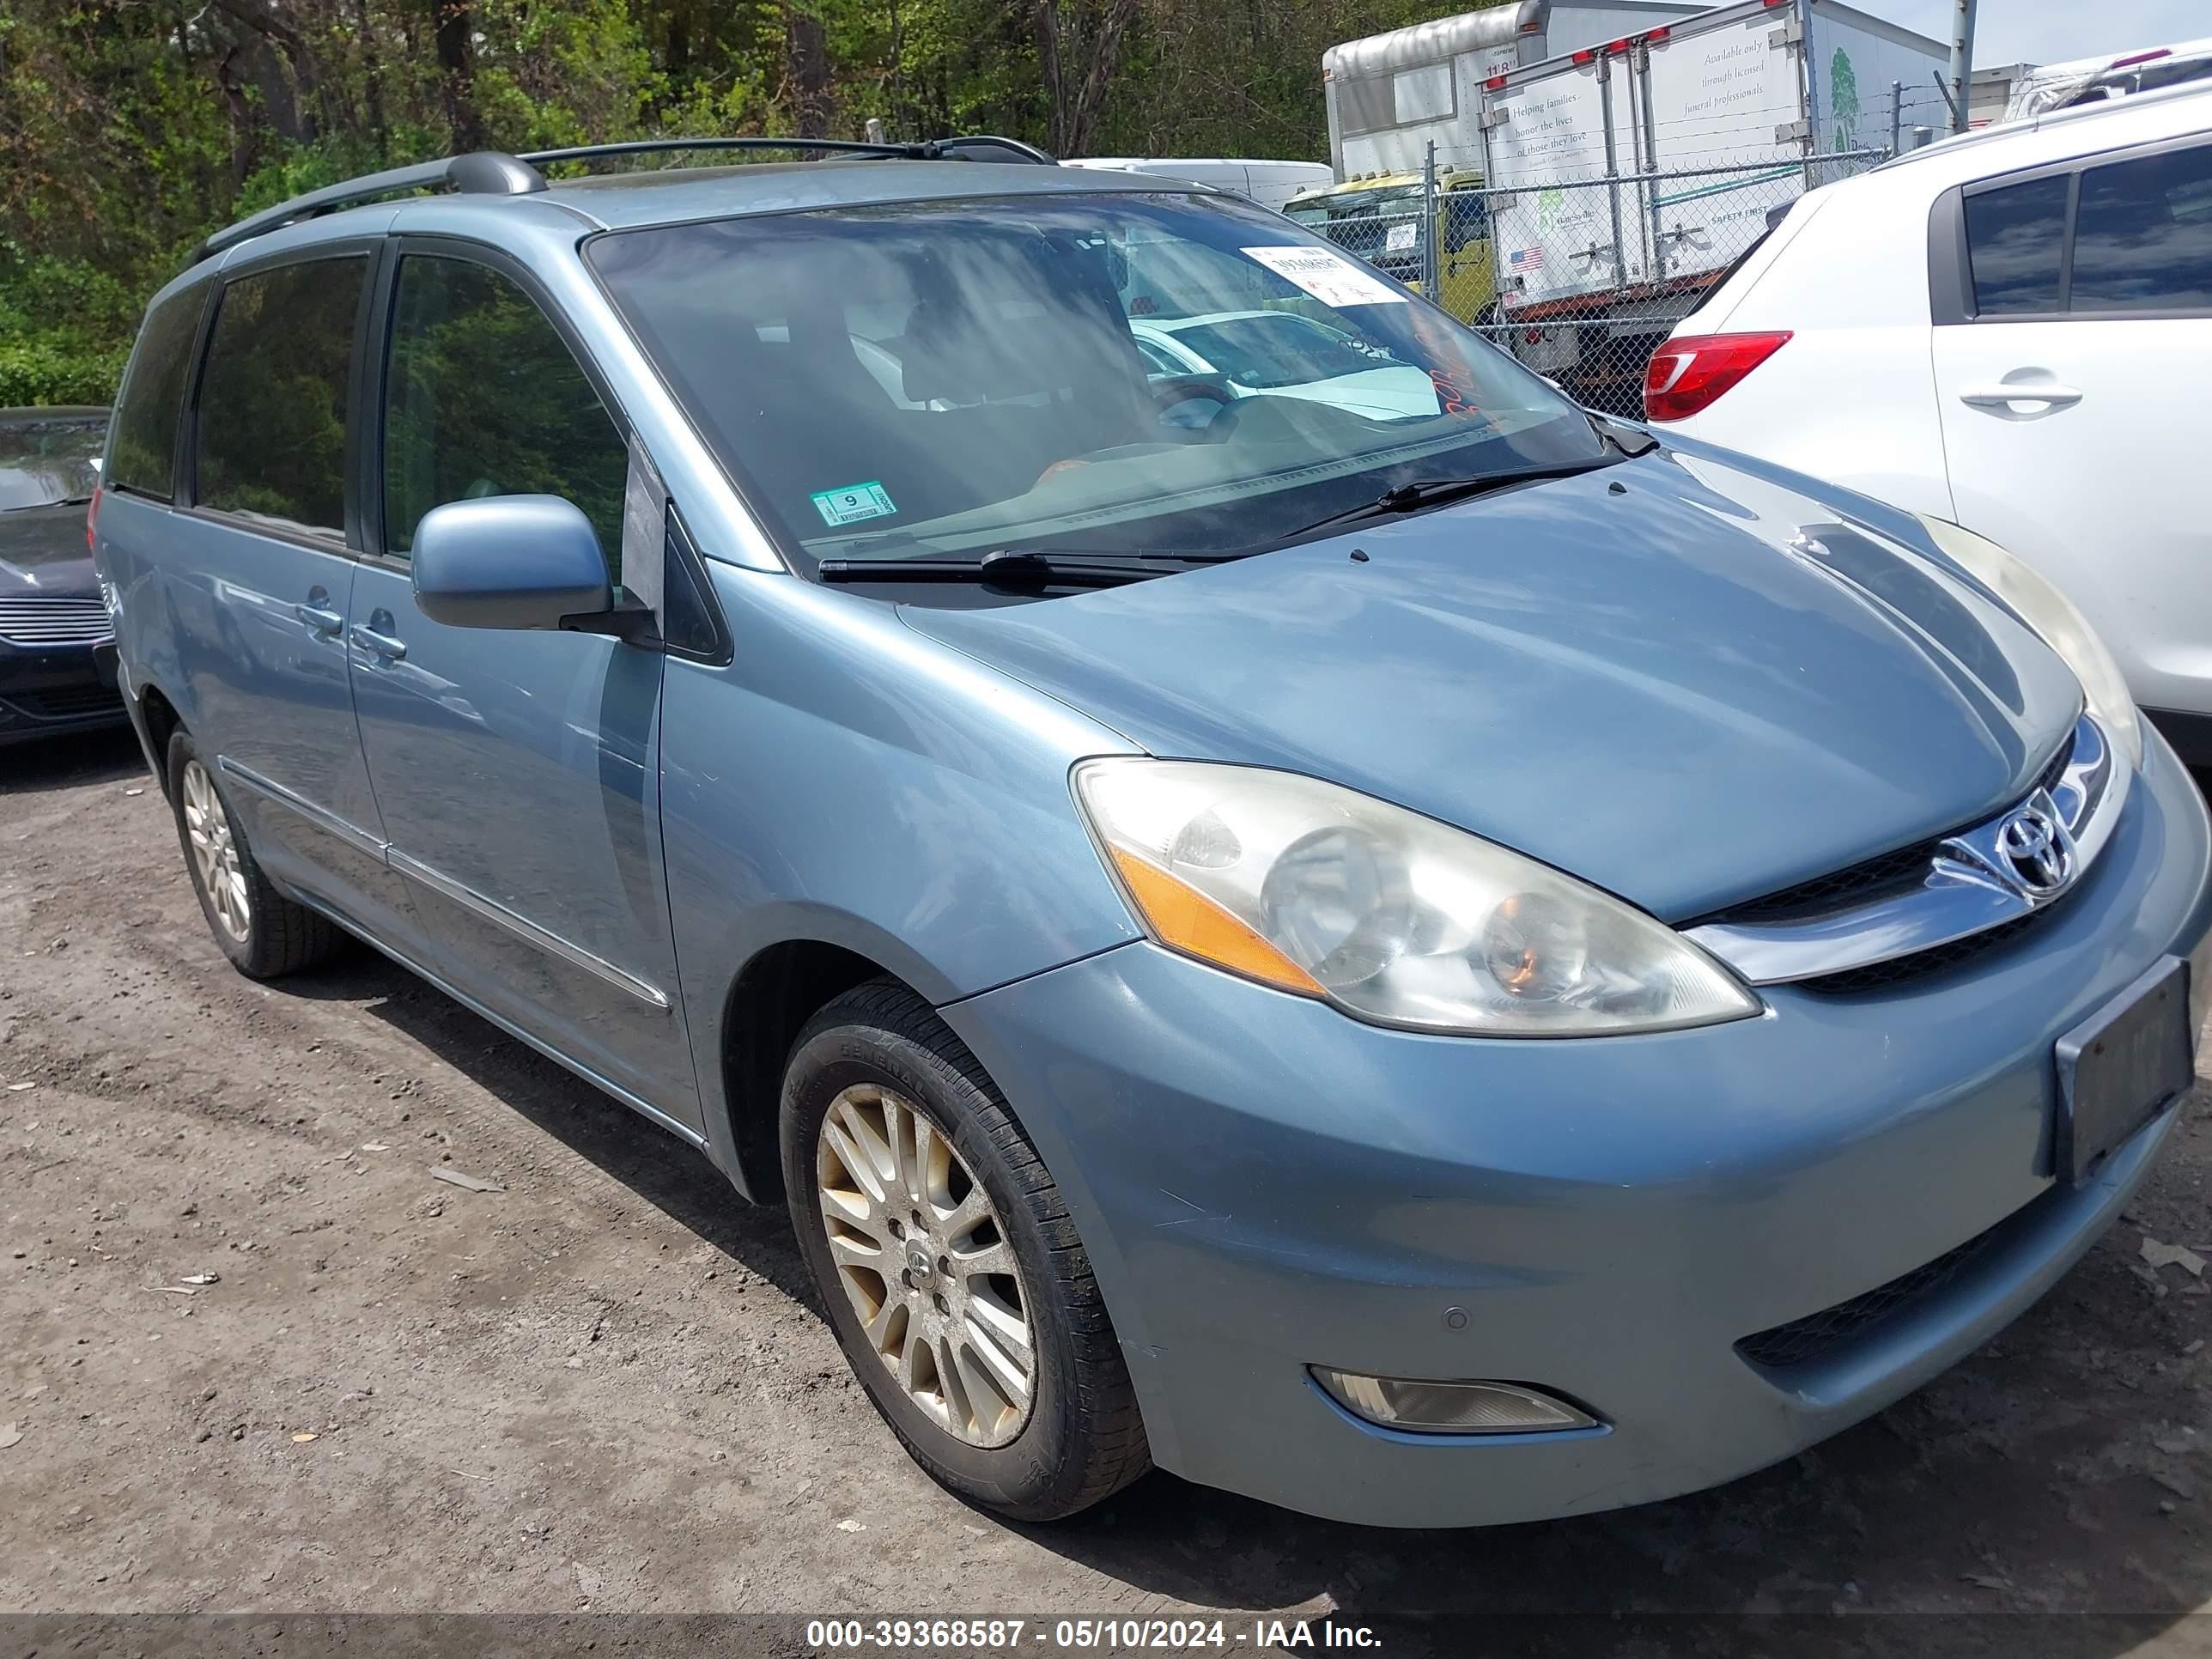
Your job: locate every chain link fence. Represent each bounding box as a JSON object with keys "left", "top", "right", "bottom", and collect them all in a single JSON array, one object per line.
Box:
[{"left": 1305, "top": 147, "right": 1889, "bottom": 418}]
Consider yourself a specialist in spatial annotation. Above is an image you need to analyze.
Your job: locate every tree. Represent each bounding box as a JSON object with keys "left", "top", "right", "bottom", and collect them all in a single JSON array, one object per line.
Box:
[
  {"left": 0, "top": 0, "right": 1457, "bottom": 404},
  {"left": 433, "top": 0, "right": 485, "bottom": 152},
  {"left": 787, "top": 2, "right": 832, "bottom": 138},
  {"left": 1031, "top": 0, "right": 1139, "bottom": 156},
  {"left": 1830, "top": 46, "right": 1861, "bottom": 151}
]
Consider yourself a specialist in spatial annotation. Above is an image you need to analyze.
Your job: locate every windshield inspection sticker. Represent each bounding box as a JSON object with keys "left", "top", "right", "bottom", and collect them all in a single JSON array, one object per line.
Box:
[
  {"left": 811, "top": 481, "right": 897, "bottom": 527},
  {"left": 1242, "top": 245, "right": 1409, "bottom": 307}
]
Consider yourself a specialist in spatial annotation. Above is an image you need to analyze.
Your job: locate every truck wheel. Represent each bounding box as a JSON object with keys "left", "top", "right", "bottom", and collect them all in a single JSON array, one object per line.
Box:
[
  {"left": 781, "top": 977, "right": 1152, "bottom": 1520},
  {"left": 166, "top": 728, "right": 344, "bottom": 979}
]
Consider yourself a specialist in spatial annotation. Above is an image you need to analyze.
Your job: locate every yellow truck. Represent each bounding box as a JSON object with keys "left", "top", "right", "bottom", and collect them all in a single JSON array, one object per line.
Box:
[{"left": 1284, "top": 171, "right": 1499, "bottom": 325}]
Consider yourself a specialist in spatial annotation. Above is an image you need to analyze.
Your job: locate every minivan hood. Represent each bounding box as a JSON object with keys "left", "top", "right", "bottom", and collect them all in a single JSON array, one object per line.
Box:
[
  {"left": 900, "top": 449, "right": 2082, "bottom": 921},
  {"left": 0, "top": 502, "right": 99, "bottom": 596}
]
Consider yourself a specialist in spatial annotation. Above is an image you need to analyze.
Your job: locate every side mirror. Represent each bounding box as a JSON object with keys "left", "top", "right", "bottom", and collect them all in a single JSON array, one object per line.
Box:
[{"left": 411, "top": 495, "right": 611, "bottom": 631}]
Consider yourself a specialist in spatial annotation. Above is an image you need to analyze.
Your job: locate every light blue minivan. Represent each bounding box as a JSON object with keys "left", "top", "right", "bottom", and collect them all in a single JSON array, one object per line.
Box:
[{"left": 94, "top": 137, "right": 2212, "bottom": 1528}]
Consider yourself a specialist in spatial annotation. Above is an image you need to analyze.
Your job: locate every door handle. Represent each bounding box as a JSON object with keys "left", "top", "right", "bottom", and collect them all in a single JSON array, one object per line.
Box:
[
  {"left": 349, "top": 623, "right": 407, "bottom": 663},
  {"left": 295, "top": 603, "right": 344, "bottom": 634},
  {"left": 1960, "top": 383, "right": 2082, "bottom": 411}
]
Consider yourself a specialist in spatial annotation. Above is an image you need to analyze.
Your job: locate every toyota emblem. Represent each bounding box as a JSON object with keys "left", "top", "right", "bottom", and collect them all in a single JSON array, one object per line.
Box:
[{"left": 1996, "top": 805, "right": 2069, "bottom": 895}]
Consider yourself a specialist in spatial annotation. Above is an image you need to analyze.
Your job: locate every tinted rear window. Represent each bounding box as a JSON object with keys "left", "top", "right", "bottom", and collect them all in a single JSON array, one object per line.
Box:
[
  {"left": 1964, "top": 173, "right": 2069, "bottom": 314},
  {"left": 2070, "top": 142, "right": 2212, "bottom": 312},
  {"left": 107, "top": 289, "right": 204, "bottom": 500},
  {"left": 195, "top": 257, "right": 366, "bottom": 538}
]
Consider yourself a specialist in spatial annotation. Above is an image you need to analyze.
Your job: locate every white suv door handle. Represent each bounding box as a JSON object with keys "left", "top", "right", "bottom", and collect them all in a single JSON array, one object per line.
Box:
[{"left": 1960, "top": 383, "right": 2082, "bottom": 411}]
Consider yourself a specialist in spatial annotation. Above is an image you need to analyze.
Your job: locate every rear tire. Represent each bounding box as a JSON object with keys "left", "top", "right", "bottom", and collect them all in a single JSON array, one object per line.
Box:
[
  {"left": 781, "top": 978, "right": 1151, "bottom": 1521},
  {"left": 166, "top": 728, "right": 343, "bottom": 980}
]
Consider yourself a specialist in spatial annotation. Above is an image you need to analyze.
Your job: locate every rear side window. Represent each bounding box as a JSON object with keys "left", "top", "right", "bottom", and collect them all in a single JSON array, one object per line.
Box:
[
  {"left": 381, "top": 255, "right": 627, "bottom": 570},
  {"left": 195, "top": 257, "right": 366, "bottom": 538},
  {"left": 2070, "top": 143, "right": 2212, "bottom": 312},
  {"left": 1963, "top": 174, "right": 2069, "bottom": 314},
  {"left": 107, "top": 289, "right": 204, "bottom": 500}
]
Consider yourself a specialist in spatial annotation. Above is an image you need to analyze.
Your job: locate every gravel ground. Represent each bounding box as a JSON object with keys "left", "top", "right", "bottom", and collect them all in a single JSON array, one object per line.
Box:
[{"left": 7, "top": 727, "right": 2212, "bottom": 1656}]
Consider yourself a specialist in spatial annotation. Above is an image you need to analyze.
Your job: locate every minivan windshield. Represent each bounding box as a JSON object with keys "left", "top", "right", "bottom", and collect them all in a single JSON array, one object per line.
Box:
[
  {"left": 0, "top": 412, "right": 106, "bottom": 513},
  {"left": 589, "top": 191, "right": 1603, "bottom": 572}
]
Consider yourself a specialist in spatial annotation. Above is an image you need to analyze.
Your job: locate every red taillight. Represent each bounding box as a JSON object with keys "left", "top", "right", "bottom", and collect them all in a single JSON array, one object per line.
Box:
[
  {"left": 86, "top": 482, "right": 101, "bottom": 551},
  {"left": 1642, "top": 331, "right": 1792, "bottom": 422},
  {"left": 1571, "top": 48, "right": 1595, "bottom": 64}
]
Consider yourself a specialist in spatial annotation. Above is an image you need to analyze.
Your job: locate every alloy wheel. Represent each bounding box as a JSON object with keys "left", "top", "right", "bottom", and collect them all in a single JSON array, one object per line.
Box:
[
  {"left": 181, "top": 759, "right": 251, "bottom": 942},
  {"left": 814, "top": 1083, "right": 1036, "bottom": 1448}
]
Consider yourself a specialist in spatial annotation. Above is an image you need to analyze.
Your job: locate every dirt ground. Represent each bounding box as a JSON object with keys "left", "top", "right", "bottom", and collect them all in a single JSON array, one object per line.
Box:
[{"left": 8, "top": 727, "right": 2212, "bottom": 1657}]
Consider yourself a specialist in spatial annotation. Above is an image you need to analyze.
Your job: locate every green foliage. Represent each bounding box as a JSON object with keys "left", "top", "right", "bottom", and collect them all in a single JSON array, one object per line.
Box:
[
  {"left": 0, "top": 335, "right": 128, "bottom": 408},
  {"left": 0, "top": 0, "right": 1496, "bottom": 405}
]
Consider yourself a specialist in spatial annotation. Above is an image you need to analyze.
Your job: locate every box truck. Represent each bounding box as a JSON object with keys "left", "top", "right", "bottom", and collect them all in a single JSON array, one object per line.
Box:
[
  {"left": 1475, "top": 0, "right": 1943, "bottom": 407},
  {"left": 1287, "top": 0, "right": 1698, "bottom": 312}
]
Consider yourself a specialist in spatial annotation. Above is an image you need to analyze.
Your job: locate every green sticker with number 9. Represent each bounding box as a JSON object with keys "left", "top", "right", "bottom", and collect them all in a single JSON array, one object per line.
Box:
[{"left": 811, "top": 480, "right": 897, "bottom": 526}]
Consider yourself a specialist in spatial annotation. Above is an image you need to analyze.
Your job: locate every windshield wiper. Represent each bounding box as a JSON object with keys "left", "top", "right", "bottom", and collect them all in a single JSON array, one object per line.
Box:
[
  {"left": 817, "top": 547, "right": 1249, "bottom": 589},
  {"left": 1273, "top": 458, "right": 1618, "bottom": 542}
]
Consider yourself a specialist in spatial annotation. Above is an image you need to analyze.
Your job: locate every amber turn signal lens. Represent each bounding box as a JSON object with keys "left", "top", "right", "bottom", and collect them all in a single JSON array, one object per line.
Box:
[{"left": 1109, "top": 848, "right": 1325, "bottom": 998}]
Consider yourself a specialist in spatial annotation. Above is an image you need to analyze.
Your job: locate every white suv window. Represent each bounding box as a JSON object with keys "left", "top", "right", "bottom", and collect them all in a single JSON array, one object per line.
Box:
[
  {"left": 1962, "top": 174, "right": 2068, "bottom": 315},
  {"left": 2070, "top": 143, "right": 2212, "bottom": 312}
]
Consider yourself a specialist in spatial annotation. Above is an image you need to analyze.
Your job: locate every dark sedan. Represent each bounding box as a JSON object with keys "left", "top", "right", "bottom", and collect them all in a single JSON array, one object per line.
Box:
[{"left": 0, "top": 406, "right": 125, "bottom": 746}]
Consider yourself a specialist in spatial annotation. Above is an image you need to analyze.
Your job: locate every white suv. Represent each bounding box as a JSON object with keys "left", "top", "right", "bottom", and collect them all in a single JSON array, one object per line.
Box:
[{"left": 1645, "top": 84, "right": 2212, "bottom": 762}]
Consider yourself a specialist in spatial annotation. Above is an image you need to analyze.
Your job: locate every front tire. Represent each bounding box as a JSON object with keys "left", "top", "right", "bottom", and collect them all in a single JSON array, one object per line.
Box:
[
  {"left": 781, "top": 979, "right": 1150, "bottom": 1520},
  {"left": 166, "top": 728, "right": 343, "bottom": 979}
]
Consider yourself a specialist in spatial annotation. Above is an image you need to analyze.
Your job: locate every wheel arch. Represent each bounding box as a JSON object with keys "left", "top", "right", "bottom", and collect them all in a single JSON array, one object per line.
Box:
[
  {"left": 132, "top": 678, "right": 185, "bottom": 800},
  {"left": 714, "top": 935, "right": 920, "bottom": 1203}
]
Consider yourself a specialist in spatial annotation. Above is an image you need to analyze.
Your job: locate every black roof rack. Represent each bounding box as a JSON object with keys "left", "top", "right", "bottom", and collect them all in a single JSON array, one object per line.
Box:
[
  {"left": 523, "top": 135, "right": 1055, "bottom": 168},
  {"left": 191, "top": 134, "right": 1056, "bottom": 264}
]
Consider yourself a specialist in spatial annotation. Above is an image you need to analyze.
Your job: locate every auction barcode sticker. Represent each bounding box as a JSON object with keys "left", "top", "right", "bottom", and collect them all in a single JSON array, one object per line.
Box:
[{"left": 1242, "top": 245, "right": 1408, "bottom": 307}]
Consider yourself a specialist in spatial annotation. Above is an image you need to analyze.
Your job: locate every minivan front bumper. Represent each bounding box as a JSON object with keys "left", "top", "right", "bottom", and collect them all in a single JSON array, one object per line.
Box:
[
  {"left": 943, "top": 730, "right": 2212, "bottom": 1528},
  {"left": 0, "top": 635, "right": 126, "bottom": 747}
]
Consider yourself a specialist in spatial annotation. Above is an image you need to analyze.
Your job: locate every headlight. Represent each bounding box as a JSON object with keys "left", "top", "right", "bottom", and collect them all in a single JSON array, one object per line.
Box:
[
  {"left": 1915, "top": 515, "right": 2142, "bottom": 769},
  {"left": 1073, "top": 760, "right": 1759, "bottom": 1036}
]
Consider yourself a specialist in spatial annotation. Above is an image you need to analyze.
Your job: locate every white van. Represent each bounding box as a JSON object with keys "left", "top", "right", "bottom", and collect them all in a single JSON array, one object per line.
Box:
[{"left": 1060, "top": 157, "right": 1332, "bottom": 213}]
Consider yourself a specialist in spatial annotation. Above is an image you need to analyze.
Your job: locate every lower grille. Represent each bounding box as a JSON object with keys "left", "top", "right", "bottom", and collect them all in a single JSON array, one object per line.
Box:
[
  {"left": 2, "top": 684, "right": 123, "bottom": 721},
  {"left": 1735, "top": 1224, "right": 2002, "bottom": 1372},
  {"left": 0, "top": 595, "right": 112, "bottom": 647}
]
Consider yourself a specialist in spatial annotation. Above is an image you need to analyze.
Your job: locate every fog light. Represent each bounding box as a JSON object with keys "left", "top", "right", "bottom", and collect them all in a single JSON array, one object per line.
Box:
[{"left": 1312, "top": 1369, "right": 1596, "bottom": 1434}]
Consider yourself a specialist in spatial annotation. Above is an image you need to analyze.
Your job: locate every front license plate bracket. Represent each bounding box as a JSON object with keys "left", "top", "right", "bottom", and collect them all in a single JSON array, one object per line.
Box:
[{"left": 2055, "top": 957, "right": 2193, "bottom": 1186}]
